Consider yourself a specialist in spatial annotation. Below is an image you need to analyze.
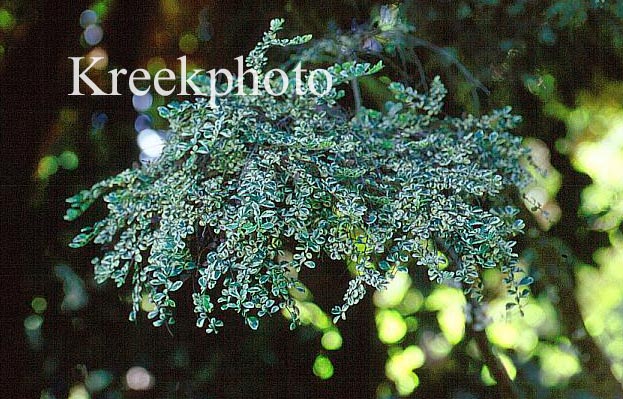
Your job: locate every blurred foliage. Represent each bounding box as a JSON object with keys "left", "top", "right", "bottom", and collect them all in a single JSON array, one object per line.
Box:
[{"left": 6, "top": 0, "right": 623, "bottom": 398}]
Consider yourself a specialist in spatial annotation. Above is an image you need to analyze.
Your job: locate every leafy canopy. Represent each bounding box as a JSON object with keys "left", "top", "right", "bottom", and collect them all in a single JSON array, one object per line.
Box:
[{"left": 65, "top": 19, "right": 530, "bottom": 334}]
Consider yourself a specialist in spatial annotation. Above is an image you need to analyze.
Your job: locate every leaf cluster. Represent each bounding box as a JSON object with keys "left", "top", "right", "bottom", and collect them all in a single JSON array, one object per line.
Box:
[{"left": 66, "top": 20, "right": 531, "bottom": 333}]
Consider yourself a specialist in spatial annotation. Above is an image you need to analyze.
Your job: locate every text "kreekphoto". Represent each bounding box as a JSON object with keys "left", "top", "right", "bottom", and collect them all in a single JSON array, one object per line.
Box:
[{"left": 68, "top": 55, "right": 334, "bottom": 107}]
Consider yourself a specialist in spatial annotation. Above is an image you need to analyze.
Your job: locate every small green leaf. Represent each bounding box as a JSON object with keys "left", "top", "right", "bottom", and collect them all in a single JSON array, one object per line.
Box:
[{"left": 247, "top": 316, "right": 260, "bottom": 330}]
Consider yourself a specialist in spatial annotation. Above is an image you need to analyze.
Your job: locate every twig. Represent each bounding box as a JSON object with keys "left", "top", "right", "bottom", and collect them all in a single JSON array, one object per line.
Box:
[
  {"left": 351, "top": 77, "right": 362, "bottom": 113},
  {"left": 409, "top": 37, "right": 490, "bottom": 95}
]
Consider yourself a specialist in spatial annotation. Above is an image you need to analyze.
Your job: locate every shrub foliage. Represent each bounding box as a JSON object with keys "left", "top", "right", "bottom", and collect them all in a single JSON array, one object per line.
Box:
[{"left": 65, "top": 19, "right": 530, "bottom": 334}]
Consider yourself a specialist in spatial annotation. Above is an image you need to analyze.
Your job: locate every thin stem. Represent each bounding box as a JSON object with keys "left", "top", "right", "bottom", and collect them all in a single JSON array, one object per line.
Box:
[
  {"left": 351, "top": 77, "right": 362, "bottom": 113},
  {"left": 408, "top": 37, "right": 490, "bottom": 95}
]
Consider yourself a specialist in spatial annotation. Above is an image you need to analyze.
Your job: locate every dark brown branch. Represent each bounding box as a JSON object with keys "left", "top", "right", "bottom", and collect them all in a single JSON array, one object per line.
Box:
[
  {"left": 433, "top": 235, "right": 520, "bottom": 399},
  {"left": 531, "top": 237, "right": 623, "bottom": 398}
]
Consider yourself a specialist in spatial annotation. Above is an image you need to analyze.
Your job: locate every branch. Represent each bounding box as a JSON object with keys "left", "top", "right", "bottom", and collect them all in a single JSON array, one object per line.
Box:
[
  {"left": 468, "top": 307, "right": 520, "bottom": 399},
  {"left": 531, "top": 237, "right": 623, "bottom": 397},
  {"left": 350, "top": 78, "right": 362, "bottom": 113},
  {"left": 433, "top": 235, "right": 520, "bottom": 399}
]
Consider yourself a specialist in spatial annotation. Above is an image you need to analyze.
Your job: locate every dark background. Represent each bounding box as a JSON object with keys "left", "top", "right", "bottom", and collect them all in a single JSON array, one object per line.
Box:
[{"left": 2, "top": 1, "right": 623, "bottom": 398}]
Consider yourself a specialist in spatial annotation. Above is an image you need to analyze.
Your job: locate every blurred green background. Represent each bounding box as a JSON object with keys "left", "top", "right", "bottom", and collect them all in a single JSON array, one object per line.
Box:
[{"left": 2, "top": 0, "right": 623, "bottom": 398}]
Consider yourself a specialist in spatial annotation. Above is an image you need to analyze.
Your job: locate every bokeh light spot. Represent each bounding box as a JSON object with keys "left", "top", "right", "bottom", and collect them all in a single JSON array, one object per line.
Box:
[
  {"left": 137, "top": 129, "right": 166, "bottom": 158},
  {"left": 312, "top": 355, "right": 334, "bottom": 380},
  {"left": 297, "top": 301, "right": 332, "bottom": 330},
  {"left": 79, "top": 10, "right": 98, "bottom": 28},
  {"left": 481, "top": 365, "right": 496, "bottom": 386},
  {"left": 161, "top": 0, "right": 180, "bottom": 16},
  {"left": 86, "top": 47, "right": 108, "bottom": 69},
  {"left": 59, "top": 151, "right": 79, "bottom": 170},
  {"left": 140, "top": 292, "right": 156, "bottom": 312},
  {"left": 55, "top": 264, "right": 88, "bottom": 311},
  {"left": 437, "top": 306, "right": 465, "bottom": 345},
  {"left": 376, "top": 309, "right": 407, "bottom": 344},
  {"left": 59, "top": 108, "right": 78, "bottom": 125},
  {"left": 147, "top": 57, "right": 167, "bottom": 75},
  {"left": 24, "top": 314, "right": 43, "bottom": 331},
  {"left": 321, "top": 329, "right": 343, "bottom": 351},
  {"left": 84, "top": 24, "right": 104, "bottom": 46},
  {"left": 85, "top": 370, "right": 113, "bottom": 393},
  {"left": 538, "top": 344, "right": 581, "bottom": 386},
  {"left": 0, "top": 9, "right": 15, "bottom": 31},
  {"left": 385, "top": 346, "right": 423, "bottom": 397},
  {"left": 37, "top": 156, "right": 59, "bottom": 180},
  {"left": 31, "top": 297, "right": 47, "bottom": 314},
  {"left": 425, "top": 286, "right": 466, "bottom": 311},
  {"left": 92, "top": 1, "right": 109, "bottom": 19},
  {"left": 395, "top": 373, "right": 419, "bottom": 396},
  {"left": 487, "top": 322, "right": 518, "bottom": 349},
  {"left": 398, "top": 289, "right": 424, "bottom": 315},
  {"left": 134, "top": 114, "right": 152, "bottom": 132},
  {"left": 133, "top": 93, "right": 153, "bottom": 112},
  {"left": 67, "top": 384, "right": 90, "bottom": 399},
  {"left": 373, "top": 270, "right": 411, "bottom": 308},
  {"left": 179, "top": 33, "right": 199, "bottom": 54},
  {"left": 91, "top": 111, "right": 108, "bottom": 130},
  {"left": 125, "top": 366, "right": 154, "bottom": 390},
  {"left": 426, "top": 333, "right": 452, "bottom": 359}
]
